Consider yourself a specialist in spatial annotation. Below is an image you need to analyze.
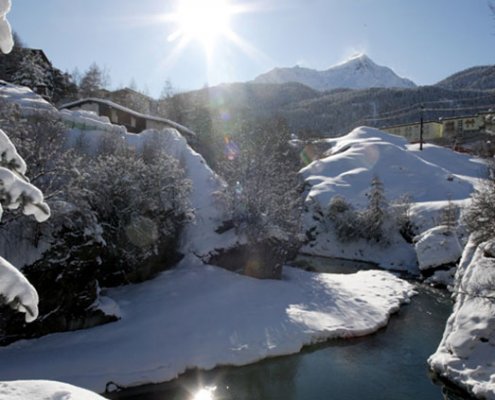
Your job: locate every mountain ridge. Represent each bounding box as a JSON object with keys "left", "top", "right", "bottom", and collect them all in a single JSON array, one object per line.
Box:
[{"left": 253, "top": 54, "right": 416, "bottom": 91}]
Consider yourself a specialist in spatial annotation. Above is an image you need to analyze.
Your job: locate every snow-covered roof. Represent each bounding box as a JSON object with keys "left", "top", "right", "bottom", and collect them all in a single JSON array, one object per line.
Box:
[{"left": 59, "top": 98, "right": 196, "bottom": 138}]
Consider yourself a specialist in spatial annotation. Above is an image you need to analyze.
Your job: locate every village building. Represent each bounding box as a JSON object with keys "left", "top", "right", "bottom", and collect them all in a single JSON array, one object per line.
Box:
[
  {"left": 440, "top": 114, "right": 485, "bottom": 140},
  {"left": 383, "top": 112, "right": 491, "bottom": 145},
  {"left": 382, "top": 120, "right": 443, "bottom": 142},
  {"left": 59, "top": 98, "right": 196, "bottom": 143}
]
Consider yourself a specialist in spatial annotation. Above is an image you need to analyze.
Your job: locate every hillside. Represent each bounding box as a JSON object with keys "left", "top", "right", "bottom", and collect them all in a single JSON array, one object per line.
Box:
[
  {"left": 300, "top": 127, "right": 486, "bottom": 270},
  {"left": 253, "top": 54, "right": 416, "bottom": 91},
  {"left": 436, "top": 65, "right": 495, "bottom": 91},
  {"left": 170, "top": 81, "right": 495, "bottom": 139}
]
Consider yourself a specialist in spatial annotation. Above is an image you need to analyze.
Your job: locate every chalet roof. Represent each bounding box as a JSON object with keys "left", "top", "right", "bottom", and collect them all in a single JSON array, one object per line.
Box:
[{"left": 59, "top": 97, "right": 196, "bottom": 138}]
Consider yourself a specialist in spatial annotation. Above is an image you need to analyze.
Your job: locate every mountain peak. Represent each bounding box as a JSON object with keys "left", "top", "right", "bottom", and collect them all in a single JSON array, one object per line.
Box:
[
  {"left": 342, "top": 53, "right": 372, "bottom": 64},
  {"left": 254, "top": 55, "right": 416, "bottom": 91}
]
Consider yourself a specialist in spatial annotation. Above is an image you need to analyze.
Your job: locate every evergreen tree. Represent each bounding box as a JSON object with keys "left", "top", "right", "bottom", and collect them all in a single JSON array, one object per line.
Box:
[
  {"left": 51, "top": 69, "right": 78, "bottom": 104},
  {"left": 362, "top": 175, "right": 388, "bottom": 242},
  {"left": 11, "top": 51, "right": 53, "bottom": 97}
]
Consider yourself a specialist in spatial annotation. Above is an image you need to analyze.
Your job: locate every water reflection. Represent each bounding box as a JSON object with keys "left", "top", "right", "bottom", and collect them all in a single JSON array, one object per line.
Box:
[
  {"left": 108, "top": 254, "right": 458, "bottom": 400},
  {"left": 191, "top": 386, "right": 216, "bottom": 400}
]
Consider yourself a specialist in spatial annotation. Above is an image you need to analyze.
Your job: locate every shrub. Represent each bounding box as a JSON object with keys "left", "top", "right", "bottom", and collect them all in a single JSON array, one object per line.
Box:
[{"left": 463, "top": 178, "right": 495, "bottom": 244}]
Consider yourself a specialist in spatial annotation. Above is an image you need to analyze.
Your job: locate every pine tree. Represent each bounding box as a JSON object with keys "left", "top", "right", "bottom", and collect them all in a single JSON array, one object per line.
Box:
[{"left": 362, "top": 175, "right": 388, "bottom": 242}]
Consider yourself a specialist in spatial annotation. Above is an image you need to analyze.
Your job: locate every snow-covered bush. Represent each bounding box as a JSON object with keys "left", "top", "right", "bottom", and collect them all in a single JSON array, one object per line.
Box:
[
  {"left": 0, "top": 101, "right": 75, "bottom": 200},
  {"left": 326, "top": 195, "right": 360, "bottom": 242},
  {"left": 64, "top": 148, "right": 191, "bottom": 285},
  {"left": 0, "top": 142, "right": 191, "bottom": 342},
  {"left": 326, "top": 176, "right": 407, "bottom": 246}
]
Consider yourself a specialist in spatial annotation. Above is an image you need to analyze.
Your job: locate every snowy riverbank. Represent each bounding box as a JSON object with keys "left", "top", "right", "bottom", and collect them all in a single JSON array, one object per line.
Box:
[
  {"left": 428, "top": 239, "right": 495, "bottom": 399},
  {"left": 0, "top": 255, "right": 414, "bottom": 393}
]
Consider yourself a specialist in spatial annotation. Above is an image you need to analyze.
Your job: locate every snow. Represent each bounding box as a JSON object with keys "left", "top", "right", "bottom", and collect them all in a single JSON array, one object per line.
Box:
[
  {"left": 0, "top": 380, "right": 105, "bottom": 400},
  {"left": 428, "top": 239, "right": 495, "bottom": 399},
  {"left": 300, "top": 126, "right": 486, "bottom": 271},
  {"left": 414, "top": 226, "right": 462, "bottom": 271},
  {"left": 254, "top": 54, "right": 416, "bottom": 91},
  {"left": 0, "top": 81, "right": 55, "bottom": 111},
  {"left": 0, "top": 0, "right": 13, "bottom": 54},
  {"left": 0, "top": 255, "right": 414, "bottom": 393},
  {"left": 0, "top": 256, "right": 38, "bottom": 323},
  {"left": 59, "top": 98, "right": 196, "bottom": 139},
  {"left": 0, "top": 165, "right": 50, "bottom": 222}
]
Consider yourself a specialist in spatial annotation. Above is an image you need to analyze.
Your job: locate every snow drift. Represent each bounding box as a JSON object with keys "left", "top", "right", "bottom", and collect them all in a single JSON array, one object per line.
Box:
[
  {"left": 428, "top": 239, "right": 495, "bottom": 399},
  {"left": 0, "top": 255, "right": 414, "bottom": 393}
]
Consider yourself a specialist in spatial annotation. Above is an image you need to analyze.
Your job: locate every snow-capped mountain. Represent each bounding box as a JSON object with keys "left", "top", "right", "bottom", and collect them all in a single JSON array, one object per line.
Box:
[{"left": 254, "top": 54, "right": 416, "bottom": 91}]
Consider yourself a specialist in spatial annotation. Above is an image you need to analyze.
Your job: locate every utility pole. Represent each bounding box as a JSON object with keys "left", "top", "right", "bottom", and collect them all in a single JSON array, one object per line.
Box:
[{"left": 419, "top": 104, "right": 424, "bottom": 151}]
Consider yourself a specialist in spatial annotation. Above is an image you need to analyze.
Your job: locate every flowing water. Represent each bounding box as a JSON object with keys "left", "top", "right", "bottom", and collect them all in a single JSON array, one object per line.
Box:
[{"left": 109, "top": 256, "right": 458, "bottom": 400}]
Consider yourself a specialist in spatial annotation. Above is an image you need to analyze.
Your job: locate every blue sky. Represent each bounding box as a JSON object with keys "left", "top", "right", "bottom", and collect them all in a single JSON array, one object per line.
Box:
[{"left": 7, "top": 0, "right": 495, "bottom": 97}]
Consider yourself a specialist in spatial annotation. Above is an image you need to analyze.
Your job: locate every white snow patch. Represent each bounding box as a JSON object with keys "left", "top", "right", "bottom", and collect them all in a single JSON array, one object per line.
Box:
[
  {"left": 0, "top": 380, "right": 105, "bottom": 399},
  {"left": 0, "top": 81, "right": 55, "bottom": 111},
  {"left": 0, "top": 255, "right": 414, "bottom": 393}
]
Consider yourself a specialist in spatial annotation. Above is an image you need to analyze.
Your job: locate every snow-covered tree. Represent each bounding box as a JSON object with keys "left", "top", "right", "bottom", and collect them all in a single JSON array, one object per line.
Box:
[
  {"left": 0, "top": 128, "right": 50, "bottom": 322},
  {"left": 219, "top": 119, "right": 302, "bottom": 278},
  {"left": 327, "top": 195, "right": 360, "bottom": 242},
  {"left": 0, "top": 0, "right": 50, "bottom": 324},
  {"left": 51, "top": 68, "right": 78, "bottom": 104},
  {"left": 11, "top": 51, "right": 53, "bottom": 97}
]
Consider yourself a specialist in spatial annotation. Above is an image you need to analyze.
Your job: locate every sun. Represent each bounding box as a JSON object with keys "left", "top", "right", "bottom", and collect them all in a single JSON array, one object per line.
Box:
[{"left": 168, "top": 0, "right": 235, "bottom": 54}]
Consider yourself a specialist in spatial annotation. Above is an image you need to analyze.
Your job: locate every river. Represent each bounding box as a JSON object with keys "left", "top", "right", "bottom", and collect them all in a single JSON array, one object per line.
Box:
[{"left": 108, "top": 256, "right": 460, "bottom": 400}]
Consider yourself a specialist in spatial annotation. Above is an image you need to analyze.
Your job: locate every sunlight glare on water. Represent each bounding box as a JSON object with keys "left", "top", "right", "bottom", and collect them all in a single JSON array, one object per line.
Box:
[{"left": 191, "top": 386, "right": 217, "bottom": 400}]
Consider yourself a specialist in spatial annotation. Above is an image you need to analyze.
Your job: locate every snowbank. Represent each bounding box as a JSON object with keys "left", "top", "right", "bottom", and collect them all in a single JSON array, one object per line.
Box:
[
  {"left": 0, "top": 81, "right": 55, "bottom": 112},
  {"left": 414, "top": 226, "right": 462, "bottom": 271},
  {"left": 300, "top": 127, "right": 485, "bottom": 271},
  {"left": 428, "top": 239, "right": 495, "bottom": 399},
  {"left": 0, "top": 255, "right": 414, "bottom": 393},
  {"left": 0, "top": 380, "right": 105, "bottom": 399}
]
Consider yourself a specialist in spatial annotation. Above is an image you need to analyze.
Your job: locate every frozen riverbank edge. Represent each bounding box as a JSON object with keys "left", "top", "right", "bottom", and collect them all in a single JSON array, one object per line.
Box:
[{"left": 0, "top": 255, "right": 414, "bottom": 394}]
